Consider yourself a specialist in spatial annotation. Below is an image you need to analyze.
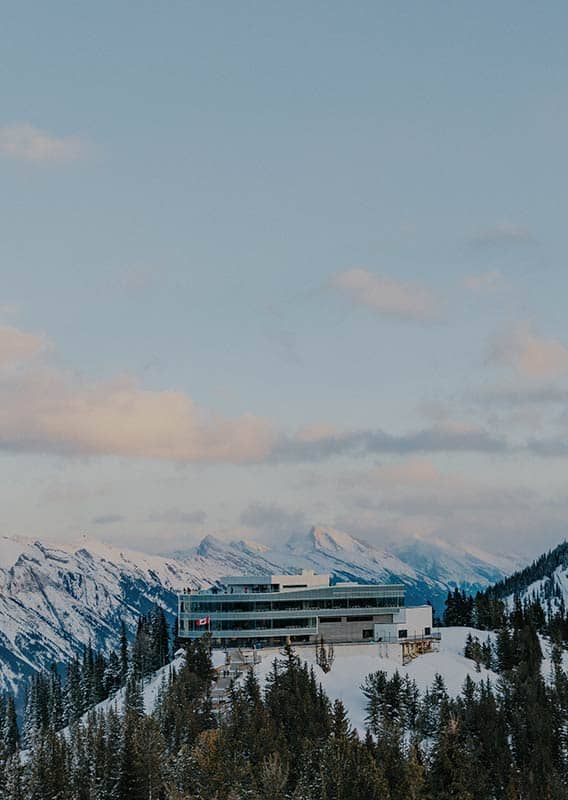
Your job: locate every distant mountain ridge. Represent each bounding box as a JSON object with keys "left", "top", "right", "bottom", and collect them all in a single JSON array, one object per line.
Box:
[{"left": 0, "top": 526, "right": 518, "bottom": 700}]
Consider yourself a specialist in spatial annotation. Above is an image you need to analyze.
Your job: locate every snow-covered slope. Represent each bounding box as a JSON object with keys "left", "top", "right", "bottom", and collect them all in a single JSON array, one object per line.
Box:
[
  {"left": 254, "top": 627, "right": 499, "bottom": 734},
  {"left": 0, "top": 534, "right": 224, "bottom": 698},
  {"left": 0, "top": 526, "right": 515, "bottom": 700},
  {"left": 389, "top": 534, "right": 518, "bottom": 591}
]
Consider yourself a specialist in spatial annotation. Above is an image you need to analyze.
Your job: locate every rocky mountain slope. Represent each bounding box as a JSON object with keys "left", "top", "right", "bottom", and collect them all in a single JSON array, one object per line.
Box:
[{"left": 0, "top": 526, "right": 517, "bottom": 699}]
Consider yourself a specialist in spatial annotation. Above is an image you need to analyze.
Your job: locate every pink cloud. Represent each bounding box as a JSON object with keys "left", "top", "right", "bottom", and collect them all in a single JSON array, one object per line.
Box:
[
  {"left": 0, "top": 124, "right": 86, "bottom": 163},
  {"left": 488, "top": 323, "right": 568, "bottom": 379},
  {"left": 0, "top": 324, "right": 48, "bottom": 366},
  {"left": 330, "top": 268, "right": 441, "bottom": 321}
]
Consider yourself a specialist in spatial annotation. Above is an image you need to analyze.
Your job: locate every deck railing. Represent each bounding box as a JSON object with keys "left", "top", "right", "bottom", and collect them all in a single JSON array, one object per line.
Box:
[{"left": 375, "top": 631, "right": 441, "bottom": 644}]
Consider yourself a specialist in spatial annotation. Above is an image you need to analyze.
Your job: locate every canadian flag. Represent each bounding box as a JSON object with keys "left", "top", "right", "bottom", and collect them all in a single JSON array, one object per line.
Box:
[{"left": 196, "top": 617, "right": 210, "bottom": 626}]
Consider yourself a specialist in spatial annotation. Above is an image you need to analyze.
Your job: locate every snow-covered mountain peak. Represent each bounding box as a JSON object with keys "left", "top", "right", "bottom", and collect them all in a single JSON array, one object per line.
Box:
[
  {"left": 233, "top": 538, "right": 271, "bottom": 555},
  {"left": 0, "top": 534, "right": 43, "bottom": 569},
  {"left": 195, "top": 534, "right": 229, "bottom": 558},
  {"left": 287, "top": 525, "right": 367, "bottom": 555}
]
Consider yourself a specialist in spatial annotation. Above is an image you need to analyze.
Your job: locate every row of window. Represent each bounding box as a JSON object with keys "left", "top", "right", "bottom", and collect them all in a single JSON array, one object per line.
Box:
[
  {"left": 179, "top": 617, "right": 318, "bottom": 632},
  {"left": 180, "top": 596, "right": 403, "bottom": 614}
]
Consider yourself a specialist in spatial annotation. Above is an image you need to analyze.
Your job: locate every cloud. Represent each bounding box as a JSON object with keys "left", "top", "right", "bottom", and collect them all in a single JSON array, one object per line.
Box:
[
  {"left": 329, "top": 268, "right": 441, "bottom": 321},
  {"left": 0, "top": 326, "right": 275, "bottom": 463},
  {"left": 468, "top": 223, "right": 535, "bottom": 248},
  {"left": 370, "top": 458, "right": 442, "bottom": 487},
  {"left": 0, "top": 368, "right": 275, "bottom": 462},
  {"left": 473, "top": 381, "right": 568, "bottom": 408},
  {"left": 336, "top": 466, "right": 554, "bottom": 553},
  {"left": 147, "top": 508, "right": 207, "bottom": 525},
  {"left": 92, "top": 514, "right": 125, "bottom": 525},
  {"left": 270, "top": 422, "right": 509, "bottom": 463},
  {"left": 463, "top": 270, "right": 504, "bottom": 291},
  {"left": 488, "top": 323, "right": 568, "bottom": 379},
  {"left": 11, "top": 320, "right": 568, "bottom": 467},
  {"left": 0, "top": 324, "right": 48, "bottom": 367},
  {"left": 0, "top": 124, "right": 86, "bottom": 163},
  {"left": 239, "top": 503, "right": 306, "bottom": 538}
]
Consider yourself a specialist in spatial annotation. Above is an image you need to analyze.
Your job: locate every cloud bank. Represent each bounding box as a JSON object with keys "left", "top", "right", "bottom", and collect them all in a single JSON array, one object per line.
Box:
[{"left": 1, "top": 322, "right": 567, "bottom": 466}]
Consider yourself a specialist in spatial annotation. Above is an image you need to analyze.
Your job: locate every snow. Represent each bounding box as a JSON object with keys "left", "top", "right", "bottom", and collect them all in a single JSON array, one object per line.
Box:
[
  {"left": 82, "top": 651, "right": 187, "bottom": 724},
  {"left": 254, "top": 627, "right": 498, "bottom": 734},
  {"left": 0, "top": 534, "right": 40, "bottom": 569},
  {"left": 0, "top": 526, "right": 515, "bottom": 702},
  {"left": 505, "top": 563, "right": 568, "bottom": 615}
]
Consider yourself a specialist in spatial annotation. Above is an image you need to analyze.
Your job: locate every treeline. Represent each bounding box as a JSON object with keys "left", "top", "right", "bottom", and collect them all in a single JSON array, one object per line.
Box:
[
  {"left": 1, "top": 625, "right": 567, "bottom": 799},
  {"left": 10, "top": 605, "right": 171, "bottom": 750},
  {"left": 487, "top": 540, "right": 568, "bottom": 603},
  {"left": 443, "top": 585, "right": 568, "bottom": 644},
  {"left": 1, "top": 591, "right": 567, "bottom": 799}
]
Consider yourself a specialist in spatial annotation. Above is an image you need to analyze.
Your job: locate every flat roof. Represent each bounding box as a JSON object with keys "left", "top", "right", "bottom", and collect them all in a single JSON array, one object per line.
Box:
[{"left": 222, "top": 570, "right": 330, "bottom": 587}]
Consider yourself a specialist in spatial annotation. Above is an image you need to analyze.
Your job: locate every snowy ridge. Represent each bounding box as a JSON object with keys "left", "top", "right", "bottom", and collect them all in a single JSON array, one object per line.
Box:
[{"left": 0, "top": 526, "right": 516, "bottom": 699}]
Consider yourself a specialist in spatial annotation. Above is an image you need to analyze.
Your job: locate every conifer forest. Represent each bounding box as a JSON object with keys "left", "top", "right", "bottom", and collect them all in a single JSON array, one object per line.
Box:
[{"left": 1, "top": 596, "right": 567, "bottom": 800}]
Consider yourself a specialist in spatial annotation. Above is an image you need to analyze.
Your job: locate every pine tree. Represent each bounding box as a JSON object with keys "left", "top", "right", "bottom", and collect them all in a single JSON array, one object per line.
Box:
[
  {"left": 2, "top": 694, "right": 20, "bottom": 756},
  {"left": 120, "top": 619, "right": 129, "bottom": 682},
  {"left": 427, "top": 717, "right": 474, "bottom": 800},
  {"left": 3, "top": 753, "right": 25, "bottom": 800}
]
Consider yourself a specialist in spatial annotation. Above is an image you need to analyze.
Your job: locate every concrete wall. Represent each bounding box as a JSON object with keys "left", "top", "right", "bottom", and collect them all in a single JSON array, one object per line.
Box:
[
  {"left": 316, "top": 613, "right": 393, "bottom": 643},
  {"left": 374, "top": 605, "right": 432, "bottom": 640}
]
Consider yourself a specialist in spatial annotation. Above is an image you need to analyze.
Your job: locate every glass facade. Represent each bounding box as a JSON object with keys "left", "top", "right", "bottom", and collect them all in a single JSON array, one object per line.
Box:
[{"left": 178, "top": 581, "right": 405, "bottom": 644}]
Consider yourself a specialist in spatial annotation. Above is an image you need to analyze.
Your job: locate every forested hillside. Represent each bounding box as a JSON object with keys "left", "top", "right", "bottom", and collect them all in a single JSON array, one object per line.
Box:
[
  {"left": 485, "top": 540, "right": 568, "bottom": 611},
  {"left": 0, "top": 594, "right": 567, "bottom": 800}
]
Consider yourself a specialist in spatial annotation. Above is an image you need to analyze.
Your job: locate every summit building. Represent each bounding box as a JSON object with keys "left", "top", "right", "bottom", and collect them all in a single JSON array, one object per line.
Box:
[{"left": 177, "top": 570, "right": 435, "bottom": 650}]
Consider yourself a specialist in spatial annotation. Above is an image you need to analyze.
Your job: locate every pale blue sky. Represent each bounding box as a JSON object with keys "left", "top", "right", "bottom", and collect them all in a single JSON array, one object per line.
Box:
[{"left": 1, "top": 2, "right": 568, "bottom": 556}]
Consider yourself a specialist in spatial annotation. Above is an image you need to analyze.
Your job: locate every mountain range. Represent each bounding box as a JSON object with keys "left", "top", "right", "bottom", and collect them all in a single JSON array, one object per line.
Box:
[{"left": 0, "top": 525, "right": 520, "bottom": 700}]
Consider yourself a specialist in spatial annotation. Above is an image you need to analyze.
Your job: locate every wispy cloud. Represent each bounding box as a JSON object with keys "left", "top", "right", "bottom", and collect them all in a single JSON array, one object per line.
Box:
[
  {"left": 0, "top": 324, "right": 48, "bottom": 367},
  {"left": 92, "top": 513, "right": 125, "bottom": 525},
  {"left": 488, "top": 323, "right": 568, "bottom": 379},
  {"left": 329, "top": 268, "right": 441, "bottom": 321},
  {"left": 239, "top": 502, "right": 306, "bottom": 538},
  {"left": 147, "top": 508, "right": 207, "bottom": 525},
  {"left": 370, "top": 458, "right": 443, "bottom": 487},
  {"left": 464, "top": 270, "right": 504, "bottom": 292},
  {"left": 270, "top": 422, "right": 509, "bottom": 462},
  {"left": 468, "top": 222, "right": 535, "bottom": 248},
  {"left": 0, "top": 124, "right": 86, "bottom": 163}
]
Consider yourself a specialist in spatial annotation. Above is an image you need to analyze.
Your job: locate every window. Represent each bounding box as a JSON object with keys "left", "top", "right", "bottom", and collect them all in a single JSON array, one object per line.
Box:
[
  {"left": 425, "top": 627, "right": 431, "bottom": 636},
  {"left": 398, "top": 629, "right": 408, "bottom": 639},
  {"left": 362, "top": 629, "right": 373, "bottom": 639},
  {"left": 349, "top": 615, "right": 373, "bottom": 622},
  {"left": 320, "top": 616, "right": 342, "bottom": 624}
]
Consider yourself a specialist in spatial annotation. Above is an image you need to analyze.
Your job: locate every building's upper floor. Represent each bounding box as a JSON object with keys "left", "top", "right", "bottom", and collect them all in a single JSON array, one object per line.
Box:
[
  {"left": 179, "top": 571, "right": 406, "bottom": 617},
  {"left": 221, "top": 569, "right": 330, "bottom": 594}
]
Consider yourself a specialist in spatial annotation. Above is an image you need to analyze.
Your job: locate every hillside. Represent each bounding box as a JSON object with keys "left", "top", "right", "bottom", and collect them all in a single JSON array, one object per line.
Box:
[
  {"left": 0, "top": 526, "right": 517, "bottom": 699},
  {"left": 486, "top": 540, "right": 568, "bottom": 614}
]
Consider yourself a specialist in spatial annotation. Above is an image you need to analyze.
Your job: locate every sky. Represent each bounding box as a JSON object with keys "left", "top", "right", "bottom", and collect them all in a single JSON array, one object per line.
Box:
[{"left": 1, "top": 1, "right": 568, "bottom": 557}]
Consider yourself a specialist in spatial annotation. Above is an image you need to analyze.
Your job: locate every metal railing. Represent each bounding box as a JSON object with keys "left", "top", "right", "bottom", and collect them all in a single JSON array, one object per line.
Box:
[{"left": 374, "top": 631, "right": 441, "bottom": 644}]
